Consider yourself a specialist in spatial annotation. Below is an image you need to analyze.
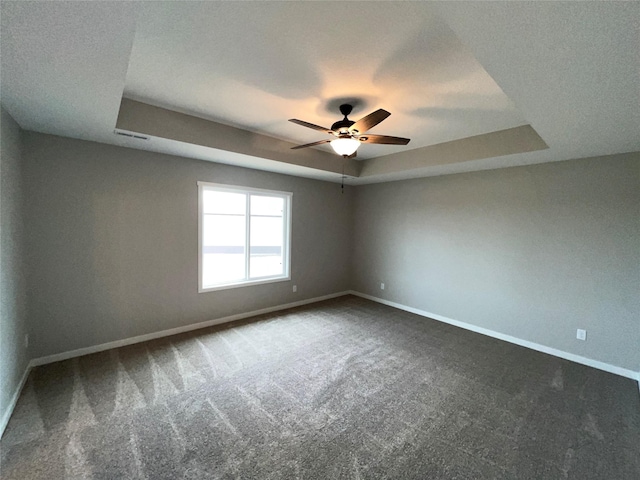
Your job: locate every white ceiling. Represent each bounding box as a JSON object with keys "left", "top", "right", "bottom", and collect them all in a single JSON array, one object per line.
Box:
[
  {"left": 1, "top": 1, "right": 638, "bottom": 184},
  {"left": 124, "top": 2, "right": 527, "bottom": 159}
]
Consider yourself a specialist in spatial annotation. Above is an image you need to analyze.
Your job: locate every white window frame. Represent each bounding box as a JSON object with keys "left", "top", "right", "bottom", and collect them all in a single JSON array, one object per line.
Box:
[{"left": 198, "top": 181, "right": 292, "bottom": 293}]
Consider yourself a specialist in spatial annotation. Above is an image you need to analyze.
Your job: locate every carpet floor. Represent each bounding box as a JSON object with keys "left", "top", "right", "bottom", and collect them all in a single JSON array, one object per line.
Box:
[{"left": 1, "top": 295, "right": 639, "bottom": 479}]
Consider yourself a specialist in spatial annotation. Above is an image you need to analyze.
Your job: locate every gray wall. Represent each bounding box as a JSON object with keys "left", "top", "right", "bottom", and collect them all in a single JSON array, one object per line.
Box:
[
  {"left": 24, "top": 133, "right": 353, "bottom": 358},
  {"left": 1, "top": 107, "right": 29, "bottom": 426},
  {"left": 15, "top": 130, "right": 640, "bottom": 374},
  {"left": 352, "top": 153, "right": 640, "bottom": 372}
]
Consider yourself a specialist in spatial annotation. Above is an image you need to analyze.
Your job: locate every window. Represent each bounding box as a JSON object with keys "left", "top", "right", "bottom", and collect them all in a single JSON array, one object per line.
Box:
[{"left": 198, "top": 182, "right": 292, "bottom": 292}]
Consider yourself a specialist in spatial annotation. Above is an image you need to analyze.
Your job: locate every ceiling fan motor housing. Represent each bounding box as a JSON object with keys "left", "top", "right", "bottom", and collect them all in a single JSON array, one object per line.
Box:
[
  {"left": 332, "top": 104, "right": 356, "bottom": 134},
  {"left": 331, "top": 119, "right": 355, "bottom": 133}
]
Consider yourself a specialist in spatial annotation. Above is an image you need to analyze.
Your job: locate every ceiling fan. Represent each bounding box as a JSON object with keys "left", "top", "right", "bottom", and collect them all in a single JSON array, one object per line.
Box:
[{"left": 289, "top": 104, "right": 410, "bottom": 157}]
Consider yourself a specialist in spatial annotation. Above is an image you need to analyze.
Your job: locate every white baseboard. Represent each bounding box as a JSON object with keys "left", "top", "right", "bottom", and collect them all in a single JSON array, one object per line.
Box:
[
  {"left": 349, "top": 291, "right": 640, "bottom": 382},
  {"left": 0, "top": 362, "right": 31, "bottom": 439},
  {"left": 30, "top": 291, "right": 350, "bottom": 367}
]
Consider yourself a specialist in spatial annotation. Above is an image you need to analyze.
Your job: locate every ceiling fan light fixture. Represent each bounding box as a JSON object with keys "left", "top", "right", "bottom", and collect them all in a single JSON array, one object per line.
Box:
[
  {"left": 330, "top": 137, "right": 360, "bottom": 156},
  {"left": 290, "top": 105, "right": 408, "bottom": 154}
]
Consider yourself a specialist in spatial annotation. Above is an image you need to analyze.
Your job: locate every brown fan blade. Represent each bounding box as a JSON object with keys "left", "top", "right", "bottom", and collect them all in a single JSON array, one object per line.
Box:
[
  {"left": 349, "top": 109, "right": 391, "bottom": 134},
  {"left": 291, "top": 139, "right": 331, "bottom": 150},
  {"left": 289, "top": 119, "right": 333, "bottom": 135},
  {"left": 346, "top": 151, "right": 357, "bottom": 159},
  {"left": 357, "top": 134, "right": 410, "bottom": 145}
]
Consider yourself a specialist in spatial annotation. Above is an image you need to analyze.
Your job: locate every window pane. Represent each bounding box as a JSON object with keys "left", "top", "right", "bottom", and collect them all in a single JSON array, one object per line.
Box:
[
  {"left": 250, "top": 254, "right": 283, "bottom": 278},
  {"left": 203, "top": 190, "right": 246, "bottom": 214},
  {"left": 250, "top": 195, "right": 283, "bottom": 216},
  {"left": 202, "top": 214, "right": 245, "bottom": 286},
  {"left": 203, "top": 214, "right": 245, "bottom": 247},
  {"left": 203, "top": 253, "right": 245, "bottom": 286},
  {"left": 250, "top": 216, "right": 283, "bottom": 278},
  {"left": 250, "top": 216, "right": 283, "bottom": 248}
]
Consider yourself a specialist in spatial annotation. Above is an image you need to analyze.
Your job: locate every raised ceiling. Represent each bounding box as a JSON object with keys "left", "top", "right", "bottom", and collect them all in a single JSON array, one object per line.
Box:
[
  {"left": 1, "top": 2, "right": 638, "bottom": 184},
  {"left": 124, "top": 1, "right": 527, "bottom": 158}
]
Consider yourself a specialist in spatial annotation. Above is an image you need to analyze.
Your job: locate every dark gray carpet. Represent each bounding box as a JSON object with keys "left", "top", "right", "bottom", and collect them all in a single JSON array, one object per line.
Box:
[{"left": 1, "top": 295, "right": 639, "bottom": 479}]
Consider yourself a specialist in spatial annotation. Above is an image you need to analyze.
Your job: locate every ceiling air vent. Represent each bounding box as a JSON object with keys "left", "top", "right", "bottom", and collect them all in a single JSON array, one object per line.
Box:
[{"left": 114, "top": 129, "right": 149, "bottom": 141}]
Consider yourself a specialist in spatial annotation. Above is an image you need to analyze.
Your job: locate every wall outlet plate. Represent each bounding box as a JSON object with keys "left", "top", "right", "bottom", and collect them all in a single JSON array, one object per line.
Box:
[
  {"left": 293, "top": 285, "right": 297, "bottom": 293},
  {"left": 380, "top": 283, "right": 385, "bottom": 290},
  {"left": 576, "top": 329, "right": 587, "bottom": 341}
]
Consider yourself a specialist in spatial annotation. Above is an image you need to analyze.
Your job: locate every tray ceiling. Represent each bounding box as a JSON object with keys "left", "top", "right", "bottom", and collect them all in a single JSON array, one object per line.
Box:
[{"left": 1, "top": 2, "right": 638, "bottom": 184}]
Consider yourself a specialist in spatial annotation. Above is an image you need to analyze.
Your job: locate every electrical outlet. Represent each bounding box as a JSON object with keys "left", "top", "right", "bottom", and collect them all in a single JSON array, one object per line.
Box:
[
  {"left": 380, "top": 283, "right": 385, "bottom": 290},
  {"left": 24, "top": 334, "right": 29, "bottom": 349},
  {"left": 576, "top": 329, "right": 587, "bottom": 341},
  {"left": 293, "top": 285, "right": 297, "bottom": 293}
]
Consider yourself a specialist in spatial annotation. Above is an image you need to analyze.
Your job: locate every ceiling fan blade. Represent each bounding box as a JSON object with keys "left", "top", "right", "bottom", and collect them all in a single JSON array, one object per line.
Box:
[
  {"left": 358, "top": 134, "right": 410, "bottom": 145},
  {"left": 349, "top": 109, "right": 391, "bottom": 134},
  {"left": 346, "top": 151, "right": 357, "bottom": 159},
  {"left": 291, "top": 139, "right": 331, "bottom": 150},
  {"left": 289, "top": 119, "right": 333, "bottom": 134}
]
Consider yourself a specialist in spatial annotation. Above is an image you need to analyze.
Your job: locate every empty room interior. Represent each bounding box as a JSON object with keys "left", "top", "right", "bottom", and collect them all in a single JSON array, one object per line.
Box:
[{"left": 1, "top": 2, "right": 639, "bottom": 479}]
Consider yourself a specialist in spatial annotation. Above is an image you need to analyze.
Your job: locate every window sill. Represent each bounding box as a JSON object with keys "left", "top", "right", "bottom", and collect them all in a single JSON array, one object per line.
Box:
[{"left": 199, "top": 275, "right": 291, "bottom": 293}]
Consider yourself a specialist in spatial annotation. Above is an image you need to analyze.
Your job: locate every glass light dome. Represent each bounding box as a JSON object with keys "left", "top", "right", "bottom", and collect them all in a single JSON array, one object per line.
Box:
[{"left": 330, "top": 138, "right": 360, "bottom": 156}]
